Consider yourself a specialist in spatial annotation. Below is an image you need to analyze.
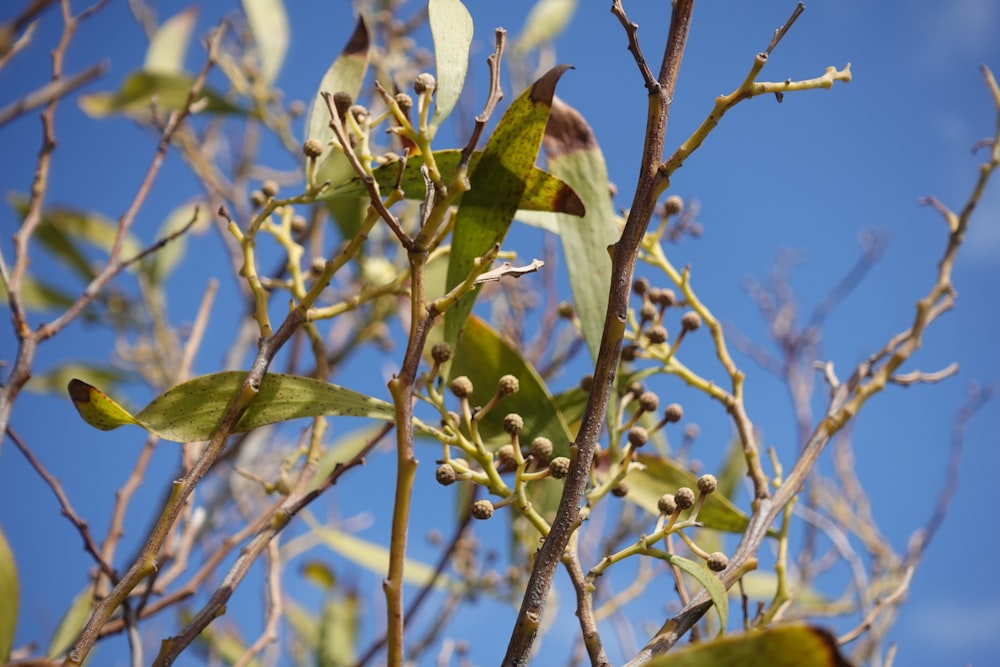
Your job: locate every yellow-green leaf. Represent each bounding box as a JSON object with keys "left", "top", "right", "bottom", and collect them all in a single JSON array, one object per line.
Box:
[
  {"left": 319, "top": 590, "right": 359, "bottom": 667},
  {"left": 242, "top": 0, "right": 289, "bottom": 85},
  {"left": 140, "top": 199, "right": 210, "bottom": 284},
  {"left": 628, "top": 454, "right": 751, "bottom": 534},
  {"left": 67, "top": 373, "right": 395, "bottom": 442},
  {"left": 0, "top": 525, "right": 17, "bottom": 662},
  {"left": 449, "top": 315, "right": 573, "bottom": 454},
  {"left": 144, "top": 7, "right": 198, "bottom": 74},
  {"left": 0, "top": 274, "right": 74, "bottom": 312},
  {"left": 323, "top": 150, "right": 584, "bottom": 216},
  {"left": 428, "top": 0, "right": 473, "bottom": 134},
  {"left": 513, "top": 0, "right": 577, "bottom": 54},
  {"left": 543, "top": 97, "right": 618, "bottom": 361},
  {"left": 47, "top": 587, "right": 92, "bottom": 659},
  {"left": 79, "top": 70, "right": 244, "bottom": 117},
  {"left": 663, "top": 553, "right": 728, "bottom": 634},
  {"left": 445, "top": 64, "right": 573, "bottom": 348},
  {"left": 648, "top": 624, "right": 851, "bottom": 667},
  {"left": 68, "top": 378, "right": 140, "bottom": 431}
]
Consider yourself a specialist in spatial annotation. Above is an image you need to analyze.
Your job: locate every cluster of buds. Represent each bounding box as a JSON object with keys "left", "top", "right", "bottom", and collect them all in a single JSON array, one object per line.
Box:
[
  {"left": 624, "top": 275, "right": 703, "bottom": 363},
  {"left": 655, "top": 474, "right": 728, "bottom": 571}
]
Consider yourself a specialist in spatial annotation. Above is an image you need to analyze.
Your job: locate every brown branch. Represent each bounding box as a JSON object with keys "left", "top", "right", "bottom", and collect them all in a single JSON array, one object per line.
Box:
[{"left": 0, "top": 61, "right": 105, "bottom": 126}]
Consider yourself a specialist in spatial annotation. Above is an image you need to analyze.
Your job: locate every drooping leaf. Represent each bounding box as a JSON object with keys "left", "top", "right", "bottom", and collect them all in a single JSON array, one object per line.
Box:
[
  {"left": 543, "top": 97, "right": 618, "bottom": 361},
  {"left": 47, "top": 587, "right": 92, "bottom": 659},
  {"left": 304, "top": 515, "right": 464, "bottom": 593},
  {"left": 242, "top": 0, "right": 289, "bottom": 85},
  {"left": 79, "top": 70, "right": 244, "bottom": 117},
  {"left": 450, "top": 315, "right": 573, "bottom": 454},
  {"left": 663, "top": 553, "right": 728, "bottom": 634},
  {"left": 68, "top": 373, "right": 395, "bottom": 442},
  {"left": 627, "top": 454, "right": 752, "bottom": 534},
  {"left": 445, "top": 65, "right": 573, "bottom": 349},
  {"left": 428, "top": 0, "right": 473, "bottom": 134},
  {"left": 647, "top": 624, "right": 851, "bottom": 667},
  {"left": 144, "top": 7, "right": 198, "bottom": 74},
  {"left": 0, "top": 525, "right": 17, "bottom": 662},
  {"left": 513, "top": 0, "right": 578, "bottom": 54},
  {"left": 323, "top": 149, "right": 584, "bottom": 216}
]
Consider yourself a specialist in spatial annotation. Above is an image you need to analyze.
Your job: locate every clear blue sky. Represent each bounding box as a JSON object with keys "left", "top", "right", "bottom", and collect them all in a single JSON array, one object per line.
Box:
[{"left": 1, "top": 1, "right": 998, "bottom": 665}]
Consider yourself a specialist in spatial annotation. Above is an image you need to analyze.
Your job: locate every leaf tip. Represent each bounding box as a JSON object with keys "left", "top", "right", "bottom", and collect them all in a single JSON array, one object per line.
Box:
[{"left": 530, "top": 64, "right": 574, "bottom": 105}]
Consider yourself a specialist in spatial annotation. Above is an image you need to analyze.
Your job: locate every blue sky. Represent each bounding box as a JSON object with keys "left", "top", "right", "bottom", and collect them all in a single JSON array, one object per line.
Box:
[{"left": 1, "top": 1, "right": 998, "bottom": 665}]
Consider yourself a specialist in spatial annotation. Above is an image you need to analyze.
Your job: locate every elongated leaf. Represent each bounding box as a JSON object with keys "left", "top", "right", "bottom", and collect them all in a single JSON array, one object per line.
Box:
[
  {"left": 323, "top": 150, "right": 584, "bottom": 216},
  {"left": 0, "top": 526, "right": 16, "bottom": 661},
  {"left": 627, "top": 454, "right": 751, "bottom": 534},
  {"left": 514, "top": 0, "right": 578, "bottom": 53},
  {"left": 319, "top": 590, "right": 359, "bottom": 667},
  {"left": 648, "top": 624, "right": 851, "bottom": 667},
  {"left": 79, "top": 70, "right": 244, "bottom": 117},
  {"left": 449, "top": 315, "right": 573, "bottom": 453},
  {"left": 305, "top": 15, "right": 369, "bottom": 167},
  {"left": 445, "top": 65, "right": 573, "bottom": 348},
  {"left": 664, "top": 553, "right": 728, "bottom": 633},
  {"left": 543, "top": 97, "right": 618, "bottom": 361},
  {"left": 68, "top": 373, "right": 394, "bottom": 442},
  {"left": 144, "top": 7, "right": 198, "bottom": 74},
  {"left": 242, "top": 0, "right": 289, "bottom": 85},
  {"left": 428, "top": 0, "right": 473, "bottom": 134},
  {"left": 304, "top": 516, "right": 464, "bottom": 593},
  {"left": 47, "top": 587, "right": 92, "bottom": 658},
  {"left": 29, "top": 363, "right": 128, "bottom": 395},
  {"left": 0, "top": 273, "right": 74, "bottom": 312},
  {"left": 141, "top": 199, "right": 210, "bottom": 284}
]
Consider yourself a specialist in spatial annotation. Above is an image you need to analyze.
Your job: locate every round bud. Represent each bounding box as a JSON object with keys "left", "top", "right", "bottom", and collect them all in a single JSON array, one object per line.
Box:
[
  {"left": 349, "top": 104, "right": 368, "bottom": 122},
  {"left": 332, "top": 91, "right": 353, "bottom": 118},
  {"left": 413, "top": 72, "right": 437, "bottom": 95},
  {"left": 707, "top": 551, "right": 729, "bottom": 572},
  {"left": 502, "top": 413, "right": 524, "bottom": 435},
  {"left": 645, "top": 325, "right": 668, "bottom": 345},
  {"left": 664, "top": 403, "right": 684, "bottom": 423},
  {"left": 627, "top": 382, "right": 644, "bottom": 397},
  {"left": 549, "top": 456, "right": 571, "bottom": 480},
  {"left": 250, "top": 190, "right": 266, "bottom": 208},
  {"left": 681, "top": 311, "right": 702, "bottom": 333},
  {"left": 651, "top": 288, "right": 676, "bottom": 308},
  {"left": 303, "top": 138, "right": 324, "bottom": 158},
  {"left": 579, "top": 375, "right": 593, "bottom": 392},
  {"left": 557, "top": 301, "right": 575, "bottom": 319},
  {"left": 674, "top": 487, "right": 696, "bottom": 510},
  {"left": 288, "top": 100, "right": 306, "bottom": 118},
  {"left": 639, "top": 302, "right": 658, "bottom": 322},
  {"left": 633, "top": 277, "right": 650, "bottom": 296},
  {"left": 498, "top": 374, "right": 520, "bottom": 396},
  {"left": 431, "top": 342, "right": 453, "bottom": 364},
  {"left": 394, "top": 92, "right": 413, "bottom": 111},
  {"left": 683, "top": 423, "right": 700, "bottom": 440},
  {"left": 496, "top": 444, "right": 518, "bottom": 470},
  {"left": 290, "top": 214, "right": 308, "bottom": 236},
  {"left": 664, "top": 195, "right": 683, "bottom": 215},
  {"left": 638, "top": 391, "right": 660, "bottom": 413},
  {"left": 441, "top": 411, "right": 460, "bottom": 428},
  {"left": 697, "top": 474, "right": 717, "bottom": 495},
  {"left": 471, "top": 499, "right": 494, "bottom": 520},
  {"left": 621, "top": 344, "right": 640, "bottom": 362},
  {"left": 611, "top": 481, "right": 630, "bottom": 498},
  {"left": 435, "top": 463, "right": 457, "bottom": 486},
  {"left": 530, "top": 437, "right": 553, "bottom": 463},
  {"left": 657, "top": 493, "right": 677, "bottom": 515},
  {"left": 261, "top": 180, "right": 279, "bottom": 199},
  {"left": 450, "top": 376, "right": 474, "bottom": 398},
  {"left": 310, "top": 257, "right": 327, "bottom": 277},
  {"left": 627, "top": 426, "right": 648, "bottom": 448}
]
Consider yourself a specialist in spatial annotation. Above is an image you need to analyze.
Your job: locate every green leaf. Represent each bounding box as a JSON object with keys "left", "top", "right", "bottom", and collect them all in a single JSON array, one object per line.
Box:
[
  {"left": 0, "top": 274, "right": 75, "bottom": 312},
  {"left": 144, "top": 7, "right": 198, "bottom": 74},
  {"left": 301, "top": 560, "right": 337, "bottom": 590},
  {"left": 304, "top": 515, "right": 464, "bottom": 594},
  {"left": 664, "top": 553, "right": 728, "bottom": 634},
  {"left": 648, "top": 624, "right": 851, "bottom": 667},
  {"left": 513, "top": 0, "right": 578, "bottom": 54},
  {"left": 242, "top": 0, "right": 289, "bottom": 85},
  {"left": 79, "top": 70, "right": 244, "bottom": 117},
  {"left": 196, "top": 622, "right": 255, "bottom": 666},
  {"left": 450, "top": 315, "right": 573, "bottom": 454},
  {"left": 319, "top": 590, "right": 359, "bottom": 667},
  {"left": 428, "top": 0, "right": 473, "bottom": 134},
  {"left": 445, "top": 65, "right": 573, "bottom": 348},
  {"left": 0, "top": 525, "right": 17, "bottom": 662},
  {"left": 323, "top": 150, "right": 584, "bottom": 216},
  {"left": 29, "top": 362, "right": 128, "bottom": 395},
  {"left": 68, "top": 373, "right": 395, "bottom": 442},
  {"left": 543, "top": 97, "right": 618, "bottom": 361},
  {"left": 47, "top": 587, "right": 92, "bottom": 659},
  {"left": 305, "top": 15, "right": 370, "bottom": 174},
  {"left": 628, "top": 454, "right": 751, "bottom": 534}
]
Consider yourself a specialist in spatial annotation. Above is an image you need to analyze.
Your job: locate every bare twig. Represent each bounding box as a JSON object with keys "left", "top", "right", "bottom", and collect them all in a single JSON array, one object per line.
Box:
[
  {"left": 0, "top": 61, "right": 105, "bottom": 126},
  {"left": 474, "top": 259, "right": 545, "bottom": 284}
]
